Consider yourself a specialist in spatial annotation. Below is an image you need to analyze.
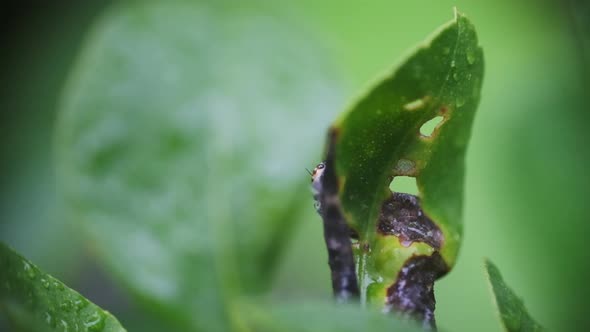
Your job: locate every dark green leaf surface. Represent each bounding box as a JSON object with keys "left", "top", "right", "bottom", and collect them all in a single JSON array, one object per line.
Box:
[
  {"left": 0, "top": 243, "right": 125, "bottom": 332},
  {"left": 485, "top": 260, "right": 544, "bottom": 332},
  {"left": 56, "top": 1, "right": 340, "bottom": 331},
  {"left": 327, "top": 10, "right": 483, "bottom": 302}
]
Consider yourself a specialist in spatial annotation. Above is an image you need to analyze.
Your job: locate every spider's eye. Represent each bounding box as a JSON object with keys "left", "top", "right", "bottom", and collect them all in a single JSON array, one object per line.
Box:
[{"left": 317, "top": 163, "right": 325, "bottom": 169}]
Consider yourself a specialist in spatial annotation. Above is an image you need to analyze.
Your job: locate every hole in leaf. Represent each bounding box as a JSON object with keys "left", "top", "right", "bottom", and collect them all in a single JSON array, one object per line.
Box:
[
  {"left": 389, "top": 176, "right": 419, "bottom": 196},
  {"left": 420, "top": 116, "right": 444, "bottom": 137}
]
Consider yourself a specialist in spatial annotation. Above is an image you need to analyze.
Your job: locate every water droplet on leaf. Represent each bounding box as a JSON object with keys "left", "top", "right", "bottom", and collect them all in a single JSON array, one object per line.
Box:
[
  {"left": 84, "top": 311, "right": 106, "bottom": 332},
  {"left": 60, "top": 300, "right": 73, "bottom": 312},
  {"left": 466, "top": 49, "right": 476, "bottom": 65},
  {"left": 455, "top": 96, "right": 466, "bottom": 107},
  {"left": 23, "top": 262, "right": 35, "bottom": 279},
  {"left": 74, "top": 298, "right": 89, "bottom": 312},
  {"left": 60, "top": 319, "right": 69, "bottom": 332},
  {"left": 53, "top": 280, "right": 64, "bottom": 291},
  {"left": 45, "top": 311, "right": 55, "bottom": 328}
]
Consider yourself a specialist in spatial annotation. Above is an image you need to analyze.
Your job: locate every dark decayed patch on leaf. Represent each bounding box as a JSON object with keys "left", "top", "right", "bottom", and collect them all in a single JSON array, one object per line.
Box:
[
  {"left": 485, "top": 260, "right": 544, "bottom": 332},
  {"left": 0, "top": 243, "right": 126, "bottom": 332},
  {"left": 385, "top": 253, "right": 447, "bottom": 330},
  {"left": 318, "top": 8, "right": 483, "bottom": 325},
  {"left": 377, "top": 193, "right": 443, "bottom": 249}
]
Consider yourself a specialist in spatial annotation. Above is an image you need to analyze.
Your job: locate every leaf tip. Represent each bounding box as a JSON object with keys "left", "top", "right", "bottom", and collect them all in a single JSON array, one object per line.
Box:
[
  {"left": 453, "top": 7, "right": 470, "bottom": 21},
  {"left": 483, "top": 258, "right": 501, "bottom": 292},
  {"left": 453, "top": 6, "right": 459, "bottom": 19},
  {"left": 483, "top": 257, "right": 493, "bottom": 271},
  {"left": 484, "top": 259, "right": 545, "bottom": 332}
]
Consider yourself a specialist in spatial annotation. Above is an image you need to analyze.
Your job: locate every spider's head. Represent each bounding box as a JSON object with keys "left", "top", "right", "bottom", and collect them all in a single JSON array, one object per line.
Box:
[{"left": 310, "top": 162, "right": 326, "bottom": 193}]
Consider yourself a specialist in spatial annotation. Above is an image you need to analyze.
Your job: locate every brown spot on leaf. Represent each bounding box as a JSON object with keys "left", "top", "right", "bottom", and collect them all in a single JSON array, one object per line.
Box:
[
  {"left": 385, "top": 253, "right": 448, "bottom": 330},
  {"left": 377, "top": 193, "right": 443, "bottom": 249}
]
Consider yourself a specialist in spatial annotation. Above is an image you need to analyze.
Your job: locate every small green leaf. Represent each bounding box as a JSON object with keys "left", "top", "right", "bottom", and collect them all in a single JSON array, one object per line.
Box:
[
  {"left": 326, "top": 9, "right": 483, "bottom": 308},
  {"left": 0, "top": 243, "right": 126, "bottom": 332},
  {"left": 485, "top": 260, "right": 544, "bottom": 332}
]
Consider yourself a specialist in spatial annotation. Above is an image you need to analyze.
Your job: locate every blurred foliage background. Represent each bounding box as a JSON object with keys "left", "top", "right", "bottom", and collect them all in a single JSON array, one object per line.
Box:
[{"left": 1, "top": 0, "right": 589, "bottom": 331}]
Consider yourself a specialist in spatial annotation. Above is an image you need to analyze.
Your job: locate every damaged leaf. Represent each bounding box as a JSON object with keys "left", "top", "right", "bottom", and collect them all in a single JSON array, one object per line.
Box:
[
  {"left": 485, "top": 260, "right": 544, "bottom": 332},
  {"left": 322, "top": 9, "right": 483, "bottom": 325},
  {"left": 0, "top": 243, "right": 126, "bottom": 332}
]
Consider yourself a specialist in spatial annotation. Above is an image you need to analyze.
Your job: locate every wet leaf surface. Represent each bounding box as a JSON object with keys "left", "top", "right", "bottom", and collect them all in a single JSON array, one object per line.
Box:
[
  {"left": 56, "top": 1, "right": 340, "bottom": 331},
  {"left": 0, "top": 243, "right": 126, "bottom": 332}
]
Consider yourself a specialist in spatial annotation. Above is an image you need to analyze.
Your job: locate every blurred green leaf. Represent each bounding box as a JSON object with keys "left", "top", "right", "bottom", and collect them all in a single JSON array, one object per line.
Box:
[
  {"left": 0, "top": 243, "right": 125, "bottom": 332},
  {"left": 56, "top": 1, "right": 340, "bottom": 331},
  {"left": 238, "top": 300, "right": 423, "bottom": 332},
  {"left": 329, "top": 10, "right": 483, "bottom": 302},
  {"left": 485, "top": 260, "right": 544, "bottom": 332},
  {"left": 568, "top": 0, "right": 590, "bottom": 81}
]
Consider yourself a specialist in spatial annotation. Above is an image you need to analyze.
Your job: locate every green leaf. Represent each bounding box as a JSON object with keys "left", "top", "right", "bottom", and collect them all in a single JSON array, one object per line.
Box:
[
  {"left": 237, "top": 300, "right": 423, "bottom": 332},
  {"left": 325, "top": 10, "right": 483, "bottom": 304},
  {"left": 485, "top": 260, "right": 544, "bottom": 332},
  {"left": 56, "top": 1, "right": 340, "bottom": 330},
  {"left": 0, "top": 243, "right": 126, "bottom": 332}
]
